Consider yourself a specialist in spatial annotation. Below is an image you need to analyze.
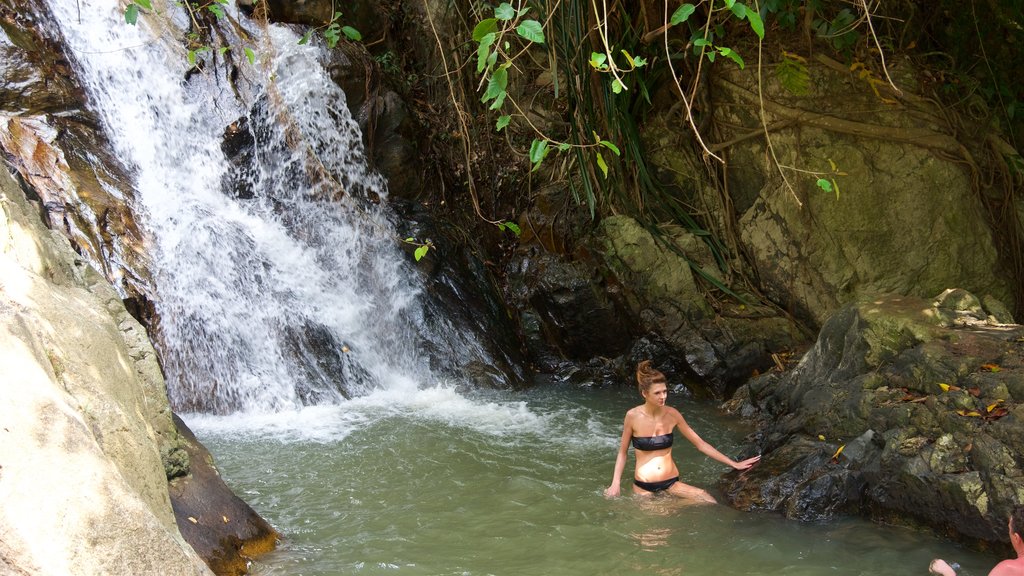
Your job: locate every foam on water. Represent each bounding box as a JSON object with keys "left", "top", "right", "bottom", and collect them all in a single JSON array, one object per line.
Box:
[{"left": 183, "top": 384, "right": 546, "bottom": 443}]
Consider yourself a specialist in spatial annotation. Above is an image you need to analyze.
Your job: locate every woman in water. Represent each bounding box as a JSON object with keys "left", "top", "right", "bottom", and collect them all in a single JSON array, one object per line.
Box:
[{"left": 604, "top": 360, "right": 760, "bottom": 501}]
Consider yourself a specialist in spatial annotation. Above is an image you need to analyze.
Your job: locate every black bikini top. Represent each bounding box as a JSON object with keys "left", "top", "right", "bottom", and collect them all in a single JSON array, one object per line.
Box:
[{"left": 632, "top": 433, "right": 673, "bottom": 451}]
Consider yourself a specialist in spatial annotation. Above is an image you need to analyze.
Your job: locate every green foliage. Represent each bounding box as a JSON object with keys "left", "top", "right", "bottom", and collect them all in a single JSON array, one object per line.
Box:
[
  {"left": 762, "top": 0, "right": 805, "bottom": 30},
  {"left": 776, "top": 52, "right": 810, "bottom": 95},
  {"left": 123, "top": 0, "right": 152, "bottom": 25},
  {"left": 123, "top": 1, "right": 262, "bottom": 70},
  {"left": 300, "top": 11, "right": 362, "bottom": 48},
  {"left": 668, "top": 1, "right": 761, "bottom": 71},
  {"left": 496, "top": 221, "right": 521, "bottom": 236},
  {"left": 813, "top": 8, "right": 858, "bottom": 54},
  {"left": 404, "top": 238, "right": 434, "bottom": 261},
  {"left": 815, "top": 159, "right": 845, "bottom": 199}
]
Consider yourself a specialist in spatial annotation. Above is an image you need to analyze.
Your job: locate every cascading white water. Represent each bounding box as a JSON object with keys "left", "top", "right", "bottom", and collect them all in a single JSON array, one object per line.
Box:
[{"left": 45, "top": 0, "right": 439, "bottom": 413}]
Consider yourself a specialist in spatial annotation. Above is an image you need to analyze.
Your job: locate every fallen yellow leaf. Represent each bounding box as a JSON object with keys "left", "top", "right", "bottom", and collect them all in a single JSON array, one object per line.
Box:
[
  {"left": 222, "top": 515, "right": 229, "bottom": 523},
  {"left": 818, "top": 435, "right": 826, "bottom": 441},
  {"left": 956, "top": 409, "right": 982, "bottom": 417},
  {"left": 986, "top": 400, "right": 1005, "bottom": 412},
  {"left": 831, "top": 444, "right": 846, "bottom": 462},
  {"left": 188, "top": 516, "right": 198, "bottom": 524}
]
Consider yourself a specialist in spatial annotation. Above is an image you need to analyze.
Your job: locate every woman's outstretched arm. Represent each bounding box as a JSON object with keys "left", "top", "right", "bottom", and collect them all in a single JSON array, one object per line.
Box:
[
  {"left": 673, "top": 408, "right": 760, "bottom": 471},
  {"left": 605, "top": 413, "right": 634, "bottom": 497}
]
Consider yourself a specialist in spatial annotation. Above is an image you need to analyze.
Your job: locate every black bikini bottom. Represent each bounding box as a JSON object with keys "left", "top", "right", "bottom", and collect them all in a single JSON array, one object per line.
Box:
[{"left": 634, "top": 476, "right": 679, "bottom": 493}]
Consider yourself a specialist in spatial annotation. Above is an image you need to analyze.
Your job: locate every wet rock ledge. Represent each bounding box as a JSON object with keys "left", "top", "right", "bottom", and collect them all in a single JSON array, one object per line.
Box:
[{"left": 725, "top": 289, "right": 1024, "bottom": 546}]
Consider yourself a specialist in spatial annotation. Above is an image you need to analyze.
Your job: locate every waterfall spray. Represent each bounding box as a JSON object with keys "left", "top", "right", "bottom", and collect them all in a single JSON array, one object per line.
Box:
[{"left": 45, "top": 0, "right": 436, "bottom": 413}]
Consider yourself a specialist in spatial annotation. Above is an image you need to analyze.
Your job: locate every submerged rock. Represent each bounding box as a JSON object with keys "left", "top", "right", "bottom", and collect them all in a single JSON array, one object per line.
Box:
[
  {"left": 169, "top": 415, "right": 279, "bottom": 576},
  {"left": 726, "top": 291, "right": 1024, "bottom": 544}
]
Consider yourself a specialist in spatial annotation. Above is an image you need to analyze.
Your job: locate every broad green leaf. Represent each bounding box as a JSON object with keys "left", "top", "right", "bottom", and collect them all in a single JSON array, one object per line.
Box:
[
  {"left": 489, "top": 92, "right": 507, "bottom": 110},
  {"left": 405, "top": 237, "right": 415, "bottom": 242},
  {"left": 342, "top": 26, "right": 362, "bottom": 41},
  {"left": 187, "top": 50, "right": 197, "bottom": 67},
  {"left": 298, "top": 30, "right": 313, "bottom": 45},
  {"left": 693, "top": 38, "right": 709, "bottom": 47},
  {"left": 596, "top": 151, "right": 608, "bottom": 178},
  {"left": 590, "top": 52, "right": 608, "bottom": 70},
  {"left": 136, "top": 0, "right": 152, "bottom": 9},
  {"left": 495, "top": 115, "right": 511, "bottom": 131},
  {"left": 730, "top": 2, "right": 746, "bottom": 19},
  {"left": 504, "top": 222, "right": 522, "bottom": 236},
  {"left": 472, "top": 18, "right": 498, "bottom": 42},
  {"left": 633, "top": 55, "right": 648, "bottom": 67},
  {"left": 529, "top": 139, "right": 549, "bottom": 164},
  {"left": 414, "top": 245, "right": 429, "bottom": 261},
  {"left": 816, "top": 178, "right": 832, "bottom": 193},
  {"left": 611, "top": 78, "right": 624, "bottom": 93},
  {"left": 124, "top": 4, "right": 139, "bottom": 25},
  {"left": 670, "top": 4, "right": 695, "bottom": 26},
  {"left": 207, "top": 4, "right": 225, "bottom": 19},
  {"left": 723, "top": 0, "right": 736, "bottom": 8},
  {"left": 323, "top": 24, "right": 340, "bottom": 48},
  {"left": 557, "top": 142, "right": 571, "bottom": 151},
  {"left": 516, "top": 20, "right": 545, "bottom": 44},
  {"left": 332, "top": 11, "right": 343, "bottom": 21},
  {"left": 495, "top": 3, "right": 515, "bottom": 20},
  {"left": 244, "top": 47, "right": 256, "bottom": 65},
  {"left": 599, "top": 140, "right": 620, "bottom": 156},
  {"left": 476, "top": 33, "right": 496, "bottom": 72},
  {"left": 482, "top": 66, "right": 508, "bottom": 104},
  {"left": 720, "top": 47, "right": 744, "bottom": 68},
  {"left": 706, "top": 51, "right": 716, "bottom": 62},
  {"left": 746, "top": 9, "right": 765, "bottom": 39}
]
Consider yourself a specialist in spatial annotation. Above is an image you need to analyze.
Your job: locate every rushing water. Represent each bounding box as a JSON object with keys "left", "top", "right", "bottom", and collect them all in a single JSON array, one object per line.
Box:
[
  {"left": 186, "top": 384, "right": 1002, "bottom": 576},
  {"left": 41, "top": 1, "right": 1010, "bottom": 574},
  {"left": 45, "top": 0, "right": 486, "bottom": 413}
]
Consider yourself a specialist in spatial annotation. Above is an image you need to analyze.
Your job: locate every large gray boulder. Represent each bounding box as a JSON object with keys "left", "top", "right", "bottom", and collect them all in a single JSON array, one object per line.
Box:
[
  {"left": 0, "top": 166, "right": 212, "bottom": 575},
  {"left": 712, "top": 60, "right": 1014, "bottom": 326}
]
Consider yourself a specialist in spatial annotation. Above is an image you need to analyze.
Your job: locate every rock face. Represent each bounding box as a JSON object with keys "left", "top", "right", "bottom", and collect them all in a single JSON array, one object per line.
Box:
[
  {"left": 505, "top": 208, "right": 805, "bottom": 395},
  {"left": 725, "top": 291, "right": 1024, "bottom": 544},
  {"left": 0, "top": 166, "right": 212, "bottom": 574},
  {"left": 711, "top": 61, "right": 1014, "bottom": 326},
  {"left": 0, "top": 6, "right": 152, "bottom": 302}
]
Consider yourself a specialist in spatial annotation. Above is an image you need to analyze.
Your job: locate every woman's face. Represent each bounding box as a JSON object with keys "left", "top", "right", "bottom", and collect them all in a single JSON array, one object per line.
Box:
[{"left": 643, "top": 383, "right": 668, "bottom": 406}]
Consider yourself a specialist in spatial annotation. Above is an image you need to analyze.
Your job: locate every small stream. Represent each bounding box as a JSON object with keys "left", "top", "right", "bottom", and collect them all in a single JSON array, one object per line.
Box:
[{"left": 186, "top": 384, "right": 1000, "bottom": 576}]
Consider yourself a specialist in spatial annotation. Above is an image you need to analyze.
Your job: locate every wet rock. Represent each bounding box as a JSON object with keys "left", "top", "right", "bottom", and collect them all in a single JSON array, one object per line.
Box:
[
  {"left": 727, "top": 291, "right": 1024, "bottom": 544},
  {"left": 169, "top": 415, "right": 278, "bottom": 576},
  {"left": 0, "top": 3, "right": 151, "bottom": 300}
]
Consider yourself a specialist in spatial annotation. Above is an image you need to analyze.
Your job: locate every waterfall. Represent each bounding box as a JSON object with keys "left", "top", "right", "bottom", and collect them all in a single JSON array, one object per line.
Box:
[{"left": 45, "top": 0, "right": 450, "bottom": 413}]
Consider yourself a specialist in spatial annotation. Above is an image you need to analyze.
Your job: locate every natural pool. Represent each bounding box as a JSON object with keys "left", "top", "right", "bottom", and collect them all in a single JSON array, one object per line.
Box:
[{"left": 187, "top": 383, "right": 1000, "bottom": 575}]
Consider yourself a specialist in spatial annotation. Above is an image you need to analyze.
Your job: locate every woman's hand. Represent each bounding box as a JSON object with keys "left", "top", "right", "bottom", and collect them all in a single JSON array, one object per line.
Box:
[
  {"left": 928, "top": 559, "right": 957, "bottom": 576},
  {"left": 731, "top": 455, "right": 761, "bottom": 471},
  {"left": 604, "top": 484, "right": 620, "bottom": 498}
]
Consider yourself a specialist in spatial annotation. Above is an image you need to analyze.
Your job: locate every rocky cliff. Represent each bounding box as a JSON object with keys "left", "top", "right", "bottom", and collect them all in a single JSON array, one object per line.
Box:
[{"left": 0, "top": 166, "right": 213, "bottom": 573}]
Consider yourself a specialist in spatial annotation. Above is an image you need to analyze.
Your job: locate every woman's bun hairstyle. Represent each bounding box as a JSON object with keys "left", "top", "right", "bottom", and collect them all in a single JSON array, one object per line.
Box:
[{"left": 636, "top": 360, "right": 667, "bottom": 394}]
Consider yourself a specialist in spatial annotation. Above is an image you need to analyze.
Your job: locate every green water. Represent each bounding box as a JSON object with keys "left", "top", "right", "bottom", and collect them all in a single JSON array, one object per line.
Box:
[{"left": 187, "top": 384, "right": 999, "bottom": 575}]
